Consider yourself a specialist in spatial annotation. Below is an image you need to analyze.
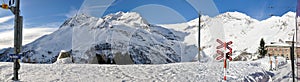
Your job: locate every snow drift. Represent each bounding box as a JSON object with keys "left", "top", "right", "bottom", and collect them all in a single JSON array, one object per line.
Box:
[{"left": 0, "top": 57, "right": 294, "bottom": 82}]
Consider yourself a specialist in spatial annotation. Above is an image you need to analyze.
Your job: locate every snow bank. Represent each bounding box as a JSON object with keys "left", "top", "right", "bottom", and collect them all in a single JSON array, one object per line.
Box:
[{"left": 0, "top": 57, "right": 295, "bottom": 82}]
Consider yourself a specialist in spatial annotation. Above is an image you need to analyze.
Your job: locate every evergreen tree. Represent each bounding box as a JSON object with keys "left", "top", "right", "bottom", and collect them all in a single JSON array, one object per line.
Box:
[{"left": 258, "top": 38, "right": 267, "bottom": 57}]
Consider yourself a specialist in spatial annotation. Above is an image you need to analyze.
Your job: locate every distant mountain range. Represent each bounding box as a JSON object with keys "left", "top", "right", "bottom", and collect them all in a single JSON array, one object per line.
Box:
[{"left": 0, "top": 11, "right": 295, "bottom": 63}]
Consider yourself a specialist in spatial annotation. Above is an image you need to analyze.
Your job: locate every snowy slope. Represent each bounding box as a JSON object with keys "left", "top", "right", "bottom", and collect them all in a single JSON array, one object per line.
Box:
[
  {"left": 0, "top": 57, "right": 294, "bottom": 82},
  {"left": 0, "top": 21, "right": 73, "bottom": 63},
  {"left": 160, "top": 11, "right": 296, "bottom": 61}
]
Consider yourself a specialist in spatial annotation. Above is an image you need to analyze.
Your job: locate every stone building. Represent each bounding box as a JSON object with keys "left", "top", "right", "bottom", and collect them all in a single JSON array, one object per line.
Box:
[{"left": 265, "top": 41, "right": 300, "bottom": 59}]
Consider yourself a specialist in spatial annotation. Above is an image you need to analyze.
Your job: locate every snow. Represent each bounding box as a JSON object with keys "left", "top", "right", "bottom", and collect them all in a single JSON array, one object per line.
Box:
[
  {"left": 0, "top": 11, "right": 295, "bottom": 63},
  {"left": 0, "top": 11, "right": 297, "bottom": 81},
  {"left": 0, "top": 57, "right": 295, "bottom": 82},
  {"left": 54, "top": 58, "right": 73, "bottom": 64},
  {"left": 160, "top": 11, "right": 296, "bottom": 61},
  {"left": 265, "top": 43, "right": 291, "bottom": 47},
  {"left": 71, "top": 12, "right": 197, "bottom": 64}
]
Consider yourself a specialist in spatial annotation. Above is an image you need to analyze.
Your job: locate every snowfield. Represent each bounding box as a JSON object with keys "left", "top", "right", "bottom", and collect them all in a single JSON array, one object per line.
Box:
[{"left": 0, "top": 57, "right": 295, "bottom": 82}]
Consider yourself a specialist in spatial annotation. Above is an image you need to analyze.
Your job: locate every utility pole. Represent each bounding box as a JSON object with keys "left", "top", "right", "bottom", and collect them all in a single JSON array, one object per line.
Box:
[
  {"left": 198, "top": 13, "right": 201, "bottom": 62},
  {"left": 1, "top": 0, "right": 22, "bottom": 81},
  {"left": 290, "top": 35, "right": 295, "bottom": 82}
]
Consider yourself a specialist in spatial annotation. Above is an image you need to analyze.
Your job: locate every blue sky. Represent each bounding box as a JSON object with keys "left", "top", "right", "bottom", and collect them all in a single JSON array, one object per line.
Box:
[
  {"left": 21, "top": 0, "right": 84, "bottom": 27},
  {"left": 0, "top": 0, "right": 297, "bottom": 48},
  {"left": 214, "top": 0, "right": 296, "bottom": 20},
  {"left": 102, "top": 0, "right": 199, "bottom": 24},
  {"left": 0, "top": 0, "right": 84, "bottom": 29},
  {"left": 0, "top": 0, "right": 297, "bottom": 27}
]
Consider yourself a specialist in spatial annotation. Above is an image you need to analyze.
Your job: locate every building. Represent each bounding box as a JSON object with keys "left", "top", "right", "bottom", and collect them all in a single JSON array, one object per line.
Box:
[{"left": 265, "top": 41, "right": 300, "bottom": 59}]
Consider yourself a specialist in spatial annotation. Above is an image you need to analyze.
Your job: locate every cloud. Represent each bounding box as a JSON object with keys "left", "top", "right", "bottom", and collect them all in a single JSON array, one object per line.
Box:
[
  {"left": 78, "top": 0, "right": 115, "bottom": 17},
  {"left": 0, "top": 10, "right": 11, "bottom": 16},
  {"left": 0, "top": 15, "right": 14, "bottom": 23},
  {"left": 0, "top": 24, "right": 13, "bottom": 30},
  {"left": 65, "top": 7, "right": 78, "bottom": 18},
  {"left": 186, "top": 0, "right": 219, "bottom": 17},
  {"left": 0, "top": 26, "right": 58, "bottom": 49}
]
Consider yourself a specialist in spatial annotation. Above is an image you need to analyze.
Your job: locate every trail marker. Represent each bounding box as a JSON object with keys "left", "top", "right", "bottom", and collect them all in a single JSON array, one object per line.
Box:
[{"left": 216, "top": 39, "right": 233, "bottom": 81}]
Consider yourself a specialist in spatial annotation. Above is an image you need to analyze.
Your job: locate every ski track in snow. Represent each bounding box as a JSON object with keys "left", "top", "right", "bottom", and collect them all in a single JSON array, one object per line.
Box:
[{"left": 0, "top": 57, "right": 295, "bottom": 82}]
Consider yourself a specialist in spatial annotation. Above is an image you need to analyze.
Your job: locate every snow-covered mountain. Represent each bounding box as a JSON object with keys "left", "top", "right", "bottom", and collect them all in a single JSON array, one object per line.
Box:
[
  {"left": 0, "top": 11, "right": 296, "bottom": 63},
  {"left": 161, "top": 11, "right": 295, "bottom": 61},
  {"left": 0, "top": 12, "right": 197, "bottom": 64},
  {"left": 70, "top": 12, "right": 196, "bottom": 64}
]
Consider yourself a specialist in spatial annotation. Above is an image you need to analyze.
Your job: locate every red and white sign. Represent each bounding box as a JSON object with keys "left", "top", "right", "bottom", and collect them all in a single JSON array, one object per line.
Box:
[
  {"left": 216, "top": 50, "right": 224, "bottom": 60},
  {"left": 216, "top": 39, "right": 233, "bottom": 81},
  {"left": 215, "top": 39, "right": 233, "bottom": 60}
]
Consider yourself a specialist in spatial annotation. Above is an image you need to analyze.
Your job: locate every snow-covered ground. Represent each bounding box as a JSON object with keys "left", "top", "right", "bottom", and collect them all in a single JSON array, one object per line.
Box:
[{"left": 0, "top": 57, "right": 296, "bottom": 82}]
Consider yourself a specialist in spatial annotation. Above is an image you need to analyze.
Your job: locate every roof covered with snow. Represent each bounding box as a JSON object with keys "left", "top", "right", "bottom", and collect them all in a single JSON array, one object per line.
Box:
[{"left": 265, "top": 43, "right": 291, "bottom": 47}]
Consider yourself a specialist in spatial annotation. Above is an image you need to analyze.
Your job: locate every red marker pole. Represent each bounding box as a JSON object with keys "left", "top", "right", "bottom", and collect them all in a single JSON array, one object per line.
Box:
[
  {"left": 224, "top": 42, "right": 227, "bottom": 81},
  {"left": 224, "top": 59, "right": 227, "bottom": 80}
]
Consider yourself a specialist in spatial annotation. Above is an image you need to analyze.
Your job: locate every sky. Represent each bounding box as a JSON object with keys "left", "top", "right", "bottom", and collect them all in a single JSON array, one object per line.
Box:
[
  {"left": 0, "top": 0, "right": 297, "bottom": 48},
  {"left": 298, "top": 0, "right": 300, "bottom": 16},
  {"left": 214, "top": 0, "right": 296, "bottom": 20}
]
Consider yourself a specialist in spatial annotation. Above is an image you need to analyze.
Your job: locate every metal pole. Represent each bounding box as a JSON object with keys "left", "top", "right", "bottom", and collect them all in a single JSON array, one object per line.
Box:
[
  {"left": 291, "top": 35, "right": 295, "bottom": 82},
  {"left": 296, "top": 19, "right": 298, "bottom": 82},
  {"left": 12, "top": 0, "right": 21, "bottom": 81},
  {"left": 198, "top": 13, "right": 201, "bottom": 62}
]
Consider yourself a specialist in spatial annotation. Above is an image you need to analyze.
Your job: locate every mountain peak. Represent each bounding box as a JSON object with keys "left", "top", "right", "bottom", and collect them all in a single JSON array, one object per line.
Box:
[
  {"left": 282, "top": 11, "right": 295, "bottom": 18},
  {"left": 216, "top": 12, "right": 257, "bottom": 22},
  {"left": 220, "top": 12, "right": 251, "bottom": 18},
  {"left": 60, "top": 14, "right": 98, "bottom": 28},
  {"left": 103, "top": 12, "right": 149, "bottom": 28}
]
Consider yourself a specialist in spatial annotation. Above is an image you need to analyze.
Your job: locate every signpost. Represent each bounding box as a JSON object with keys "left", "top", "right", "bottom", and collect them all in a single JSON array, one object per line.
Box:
[
  {"left": 9, "top": 54, "right": 21, "bottom": 59},
  {"left": 0, "top": 0, "right": 22, "bottom": 81},
  {"left": 216, "top": 39, "right": 233, "bottom": 61},
  {"left": 216, "top": 50, "right": 224, "bottom": 60},
  {"left": 216, "top": 39, "right": 233, "bottom": 81}
]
